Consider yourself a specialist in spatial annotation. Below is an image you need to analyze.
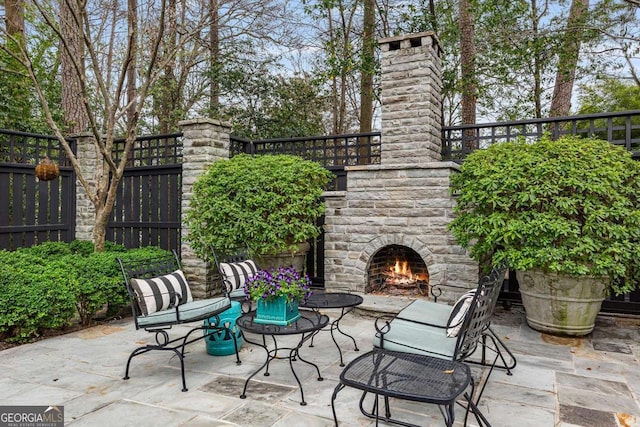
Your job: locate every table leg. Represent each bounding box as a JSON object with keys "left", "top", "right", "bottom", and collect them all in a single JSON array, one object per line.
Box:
[
  {"left": 239, "top": 334, "right": 271, "bottom": 400},
  {"left": 240, "top": 332, "right": 321, "bottom": 406},
  {"left": 331, "top": 308, "right": 359, "bottom": 366}
]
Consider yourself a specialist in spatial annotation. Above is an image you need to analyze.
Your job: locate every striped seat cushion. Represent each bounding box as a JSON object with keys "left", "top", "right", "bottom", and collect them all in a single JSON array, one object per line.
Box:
[
  {"left": 131, "top": 270, "right": 193, "bottom": 316},
  {"left": 219, "top": 260, "right": 258, "bottom": 294}
]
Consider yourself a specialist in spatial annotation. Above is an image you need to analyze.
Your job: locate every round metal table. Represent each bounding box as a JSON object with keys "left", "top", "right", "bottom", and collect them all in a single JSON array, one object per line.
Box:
[
  {"left": 237, "top": 309, "right": 329, "bottom": 405},
  {"left": 301, "top": 291, "right": 364, "bottom": 366}
]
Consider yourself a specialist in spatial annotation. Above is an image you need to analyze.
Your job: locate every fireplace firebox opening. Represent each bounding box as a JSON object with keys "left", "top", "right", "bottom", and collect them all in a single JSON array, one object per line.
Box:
[{"left": 366, "top": 245, "right": 430, "bottom": 296}]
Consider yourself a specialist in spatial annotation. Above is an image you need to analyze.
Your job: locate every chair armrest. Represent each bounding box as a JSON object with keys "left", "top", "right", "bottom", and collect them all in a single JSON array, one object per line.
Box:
[{"left": 374, "top": 314, "right": 396, "bottom": 336}]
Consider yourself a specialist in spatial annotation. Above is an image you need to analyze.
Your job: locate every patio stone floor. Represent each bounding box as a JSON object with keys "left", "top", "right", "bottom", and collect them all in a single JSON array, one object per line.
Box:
[{"left": 1, "top": 294, "right": 639, "bottom": 426}]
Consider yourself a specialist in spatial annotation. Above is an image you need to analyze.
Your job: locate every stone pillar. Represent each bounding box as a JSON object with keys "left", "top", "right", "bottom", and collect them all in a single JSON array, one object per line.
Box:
[
  {"left": 178, "top": 118, "right": 232, "bottom": 298},
  {"left": 379, "top": 32, "right": 443, "bottom": 164},
  {"left": 74, "top": 133, "right": 98, "bottom": 242}
]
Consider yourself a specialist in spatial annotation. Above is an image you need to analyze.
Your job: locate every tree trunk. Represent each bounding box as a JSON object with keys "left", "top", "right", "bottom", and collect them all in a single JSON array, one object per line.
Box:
[
  {"left": 358, "top": 0, "right": 375, "bottom": 164},
  {"left": 158, "top": 0, "right": 177, "bottom": 134},
  {"left": 459, "top": 0, "right": 477, "bottom": 150},
  {"left": 548, "top": 0, "right": 589, "bottom": 118},
  {"left": 6, "top": 0, "right": 25, "bottom": 36},
  {"left": 126, "top": 0, "right": 138, "bottom": 127},
  {"left": 60, "top": 0, "right": 87, "bottom": 134},
  {"left": 209, "top": 0, "right": 220, "bottom": 113}
]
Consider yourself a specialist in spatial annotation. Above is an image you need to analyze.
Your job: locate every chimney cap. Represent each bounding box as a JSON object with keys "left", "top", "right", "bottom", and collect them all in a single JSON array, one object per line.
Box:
[{"left": 379, "top": 32, "right": 441, "bottom": 54}]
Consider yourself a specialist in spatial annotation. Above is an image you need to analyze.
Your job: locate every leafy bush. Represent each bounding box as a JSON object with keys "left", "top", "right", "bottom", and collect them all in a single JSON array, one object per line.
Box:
[
  {"left": 0, "top": 242, "right": 171, "bottom": 343},
  {"left": 448, "top": 135, "right": 640, "bottom": 295},
  {"left": 186, "top": 154, "right": 333, "bottom": 257}
]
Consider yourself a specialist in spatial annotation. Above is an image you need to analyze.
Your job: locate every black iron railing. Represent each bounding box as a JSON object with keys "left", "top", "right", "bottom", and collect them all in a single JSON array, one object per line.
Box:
[
  {"left": 442, "top": 110, "right": 640, "bottom": 161},
  {"left": 112, "top": 133, "right": 183, "bottom": 166},
  {"left": 231, "top": 132, "right": 382, "bottom": 167}
]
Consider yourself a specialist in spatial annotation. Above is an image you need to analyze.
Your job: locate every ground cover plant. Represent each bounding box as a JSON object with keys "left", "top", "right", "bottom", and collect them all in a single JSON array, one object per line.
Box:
[{"left": 0, "top": 241, "right": 170, "bottom": 344}]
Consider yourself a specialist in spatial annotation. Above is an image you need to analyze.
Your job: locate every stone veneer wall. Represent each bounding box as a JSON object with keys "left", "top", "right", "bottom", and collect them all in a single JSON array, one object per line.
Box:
[
  {"left": 178, "top": 118, "right": 233, "bottom": 298},
  {"left": 73, "top": 120, "right": 231, "bottom": 299},
  {"left": 323, "top": 32, "right": 477, "bottom": 299},
  {"left": 74, "top": 133, "right": 99, "bottom": 242}
]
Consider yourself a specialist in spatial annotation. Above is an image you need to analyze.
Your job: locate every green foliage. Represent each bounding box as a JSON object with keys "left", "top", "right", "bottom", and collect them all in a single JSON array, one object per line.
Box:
[
  {"left": 578, "top": 78, "right": 640, "bottom": 114},
  {"left": 216, "top": 64, "right": 328, "bottom": 139},
  {"left": 449, "top": 135, "right": 640, "bottom": 295},
  {"left": 0, "top": 242, "right": 171, "bottom": 343},
  {"left": 186, "top": 154, "right": 333, "bottom": 257}
]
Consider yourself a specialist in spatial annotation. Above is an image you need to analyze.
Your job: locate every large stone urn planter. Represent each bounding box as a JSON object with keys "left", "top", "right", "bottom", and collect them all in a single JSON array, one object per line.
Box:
[
  {"left": 516, "top": 269, "right": 608, "bottom": 336},
  {"left": 255, "top": 242, "right": 310, "bottom": 273}
]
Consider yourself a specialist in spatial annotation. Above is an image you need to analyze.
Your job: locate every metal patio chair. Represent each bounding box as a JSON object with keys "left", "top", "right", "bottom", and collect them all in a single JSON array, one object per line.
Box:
[
  {"left": 118, "top": 250, "right": 241, "bottom": 392},
  {"left": 345, "top": 262, "right": 509, "bottom": 426}
]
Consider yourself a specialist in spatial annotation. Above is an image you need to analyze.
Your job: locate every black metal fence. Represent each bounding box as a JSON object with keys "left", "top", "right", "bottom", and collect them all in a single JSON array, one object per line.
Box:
[
  {"left": 0, "top": 130, "right": 76, "bottom": 250},
  {"left": 231, "top": 132, "right": 382, "bottom": 191},
  {"left": 443, "top": 110, "right": 640, "bottom": 161},
  {"left": 107, "top": 133, "right": 183, "bottom": 250}
]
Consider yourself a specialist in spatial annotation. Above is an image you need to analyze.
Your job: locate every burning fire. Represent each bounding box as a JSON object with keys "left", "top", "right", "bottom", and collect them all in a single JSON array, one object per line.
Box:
[{"left": 385, "top": 258, "right": 427, "bottom": 285}]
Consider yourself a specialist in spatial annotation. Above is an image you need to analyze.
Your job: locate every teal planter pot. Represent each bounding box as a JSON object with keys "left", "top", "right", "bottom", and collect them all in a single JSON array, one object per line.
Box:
[{"left": 254, "top": 297, "right": 301, "bottom": 326}]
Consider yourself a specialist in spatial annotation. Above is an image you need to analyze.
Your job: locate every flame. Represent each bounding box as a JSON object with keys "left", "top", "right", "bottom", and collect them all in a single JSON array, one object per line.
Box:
[{"left": 385, "top": 258, "right": 427, "bottom": 283}]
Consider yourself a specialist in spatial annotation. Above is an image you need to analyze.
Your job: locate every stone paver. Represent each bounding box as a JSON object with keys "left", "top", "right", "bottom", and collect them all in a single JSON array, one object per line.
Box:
[{"left": 0, "top": 300, "right": 639, "bottom": 427}]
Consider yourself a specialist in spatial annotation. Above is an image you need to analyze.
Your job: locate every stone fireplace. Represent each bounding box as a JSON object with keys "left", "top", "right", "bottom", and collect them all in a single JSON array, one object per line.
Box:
[
  {"left": 322, "top": 32, "right": 477, "bottom": 301},
  {"left": 367, "top": 244, "right": 430, "bottom": 296}
]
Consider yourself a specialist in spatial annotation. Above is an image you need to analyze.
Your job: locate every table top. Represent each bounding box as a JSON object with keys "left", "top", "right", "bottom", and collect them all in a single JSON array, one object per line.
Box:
[
  {"left": 340, "top": 349, "right": 471, "bottom": 405},
  {"left": 301, "top": 292, "right": 364, "bottom": 309},
  {"left": 237, "top": 310, "right": 329, "bottom": 336}
]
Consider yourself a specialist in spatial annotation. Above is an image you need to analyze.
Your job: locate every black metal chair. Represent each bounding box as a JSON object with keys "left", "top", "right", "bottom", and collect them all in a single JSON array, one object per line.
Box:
[
  {"left": 118, "top": 250, "right": 241, "bottom": 392},
  {"left": 397, "top": 273, "right": 517, "bottom": 376},
  {"left": 336, "top": 262, "right": 509, "bottom": 426}
]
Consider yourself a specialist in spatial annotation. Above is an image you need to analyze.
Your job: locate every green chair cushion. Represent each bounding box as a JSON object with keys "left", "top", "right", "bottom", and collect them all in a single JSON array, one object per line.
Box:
[
  {"left": 137, "top": 297, "right": 231, "bottom": 327},
  {"left": 373, "top": 317, "right": 456, "bottom": 359}
]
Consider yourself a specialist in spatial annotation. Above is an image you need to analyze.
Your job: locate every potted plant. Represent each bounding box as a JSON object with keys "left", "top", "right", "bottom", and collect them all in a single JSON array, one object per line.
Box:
[
  {"left": 448, "top": 135, "right": 640, "bottom": 336},
  {"left": 186, "top": 154, "right": 334, "bottom": 271},
  {"left": 244, "top": 266, "right": 313, "bottom": 325}
]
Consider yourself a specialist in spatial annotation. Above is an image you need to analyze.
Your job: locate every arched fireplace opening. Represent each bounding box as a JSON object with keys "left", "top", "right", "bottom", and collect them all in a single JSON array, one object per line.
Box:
[{"left": 366, "top": 245, "right": 430, "bottom": 296}]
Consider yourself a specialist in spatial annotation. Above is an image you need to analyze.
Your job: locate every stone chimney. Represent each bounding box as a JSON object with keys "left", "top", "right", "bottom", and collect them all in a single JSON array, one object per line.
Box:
[{"left": 379, "top": 32, "right": 443, "bottom": 164}]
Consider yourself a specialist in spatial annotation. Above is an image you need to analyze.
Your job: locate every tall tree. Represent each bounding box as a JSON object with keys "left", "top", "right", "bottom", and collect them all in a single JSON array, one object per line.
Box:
[
  {"left": 0, "top": 0, "right": 210, "bottom": 251},
  {"left": 548, "top": 0, "right": 589, "bottom": 117},
  {"left": 459, "top": 0, "right": 476, "bottom": 128},
  {"left": 359, "top": 0, "right": 375, "bottom": 134},
  {"left": 60, "top": 0, "right": 87, "bottom": 133}
]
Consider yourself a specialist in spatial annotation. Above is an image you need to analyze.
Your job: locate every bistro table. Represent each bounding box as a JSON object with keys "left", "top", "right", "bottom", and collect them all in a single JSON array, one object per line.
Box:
[
  {"left": 332, "top": 349, "right": 490, "bottom": 427},
  {"left": 236, "top": 309, "right": 329, "bottom": 406},
  {"left": 301, "top": 290, "right": 364, "bottom": 366}
]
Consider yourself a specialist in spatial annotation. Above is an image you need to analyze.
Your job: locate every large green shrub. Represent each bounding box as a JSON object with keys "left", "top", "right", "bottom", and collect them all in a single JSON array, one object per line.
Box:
[
  {"left": 186, "top": 154, "right": 334, "bottom": 257},
  {"left": 0, "top": 242, "right": 170, "bottom": 343},
  {"left": 448, "top": 135, "right": 640, "bottom": 295}
]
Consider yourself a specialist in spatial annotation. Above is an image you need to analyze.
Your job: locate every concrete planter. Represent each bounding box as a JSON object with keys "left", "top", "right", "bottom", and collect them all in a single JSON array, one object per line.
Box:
[
  {"left": 255, "top": 242, "right": 310, "bottom": 273},
  {"left": 516, "top": 269, "right": 608, "bottom": 336}
]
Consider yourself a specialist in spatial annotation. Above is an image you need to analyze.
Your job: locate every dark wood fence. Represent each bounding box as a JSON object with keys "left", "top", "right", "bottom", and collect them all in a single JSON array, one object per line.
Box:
[
  {"left": 0, "top": 130, "right": 76, "bottom": 250},
  {"left": 107, "top": 133, "right": 182, "bottom": 250}
]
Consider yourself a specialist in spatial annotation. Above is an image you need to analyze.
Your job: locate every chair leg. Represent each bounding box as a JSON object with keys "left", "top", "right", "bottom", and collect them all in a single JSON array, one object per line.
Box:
[
  {"left": 331, "top": 383, "right": 346, "bottom": 426},
  {"left": 486, "top": 326, "right": 517, "bottom": 374},
  {"left": 467, "top": 327, "right": 517, "bottom": 376}
]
